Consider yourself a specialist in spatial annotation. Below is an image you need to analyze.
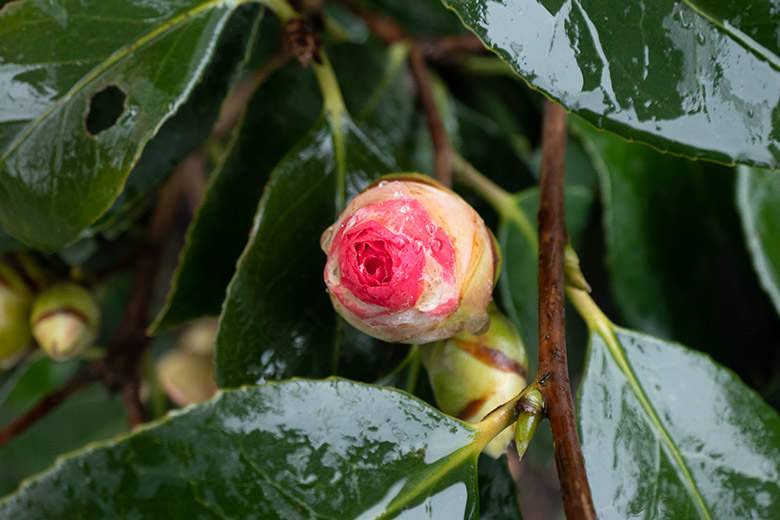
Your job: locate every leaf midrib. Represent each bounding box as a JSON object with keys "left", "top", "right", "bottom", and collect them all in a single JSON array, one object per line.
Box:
[
  {"left": 0, "top": 0, "right": 246, "bottom": 166},
  {"left": 595, "top": 324, "right": 713, "bottom": 520},
  {"left": 682, "top": 0, "right": 780, "bottom": 72}
]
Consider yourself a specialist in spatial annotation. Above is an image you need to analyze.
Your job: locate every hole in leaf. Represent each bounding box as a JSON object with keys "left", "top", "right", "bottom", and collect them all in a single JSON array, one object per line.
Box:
[{"left": 85, "top": 85, "right": 126, "bottom": 135}]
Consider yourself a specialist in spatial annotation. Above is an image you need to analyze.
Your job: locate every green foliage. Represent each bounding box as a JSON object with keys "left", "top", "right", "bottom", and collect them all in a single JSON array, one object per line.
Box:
[
  {"left": 443, "top": 0, "right": 780, "bottom": 168},
  {"left": 1, "top": 0, "right": 780, "bottom": 518},
  {"left": 579, "top": 327, "right": 780, "bottom": 519},
  {"left": 0, "top": 380, "right": 485, "bottom": 519}
]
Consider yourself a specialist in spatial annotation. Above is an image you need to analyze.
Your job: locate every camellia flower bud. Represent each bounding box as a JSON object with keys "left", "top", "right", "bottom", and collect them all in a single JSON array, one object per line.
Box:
[
  {"left": 420, "top": 306, "right": 528, "bottom": 458},
  {"left": 321, "top": 174, "right": 499, "bottom": 343},
  {"left": 30, "top": 283, "right": 100, "bottom": 361},
  {"left": 0, "top": 252, "right": 49, "bottom": 367},
  {"left": 156, "top": 319, "right": 218, "bottom": 407}
]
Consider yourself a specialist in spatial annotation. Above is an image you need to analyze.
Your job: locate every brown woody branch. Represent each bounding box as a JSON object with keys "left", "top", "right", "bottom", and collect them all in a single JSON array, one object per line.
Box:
[
  {"left": 408, "top": 41, "right": 454, "bottom": 187},
  {"left": 536, "top": 100, "right": 596, "bottom": 520},
  {"left": 0, "top": 368, "right": 98, "bottom": 449}
]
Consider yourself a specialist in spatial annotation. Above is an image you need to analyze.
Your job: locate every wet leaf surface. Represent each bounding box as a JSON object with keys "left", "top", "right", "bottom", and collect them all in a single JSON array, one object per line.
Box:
[
  {"left": 443, "top": 0, "right": 780, "bottom": 168},
  {"left": 579, "top": 326, "right": 780, "bottom": 519},
  {"left": 0, "top": 379, "right": 482, "bottom": 519},
  {"left": 737, "top": 166, "right": 780, "bottom": 318},
  {"left": 0, "top": 0, "right": 254, "bottom": 248},
  {"left": 577, "top": 119, "right": 780, "bottom": 389}
]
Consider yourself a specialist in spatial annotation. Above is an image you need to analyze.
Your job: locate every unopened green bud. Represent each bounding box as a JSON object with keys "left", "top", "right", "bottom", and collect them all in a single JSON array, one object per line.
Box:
[
  {"left": 30, "top": 283, "right": 100, "bottom": 361},
  {"left": 421, "top": 306, "right": 528, "bottom": 458},
  {"left": 0, "top": 285, "right": 32, "bottom": 367},
  {"left": 0, "top": 253, "right": 47, "bottom": 367},
  {"left": 514, "top": 387, "right": 543, "bottom": 461}
]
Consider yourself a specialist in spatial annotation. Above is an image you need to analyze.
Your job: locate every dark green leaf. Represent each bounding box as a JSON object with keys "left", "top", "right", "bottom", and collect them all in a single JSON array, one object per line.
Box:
[
  {"left": 355, "top": 0, "right": 467, "bottom": 36},
  {"left": 579, "top": 326, "right": 780, "bottom": 519},
  {"left": 0, "top": 379, "right": 484, "bottom": 519},
  {"left": 477, "top": 455, "right": 523, "bottom": 520},
  {"left": 0, "top": 0, "right": 253, "bottom": 248},
  {"left": 737, "top": 166, "right": 780, "bottom": 317},
  {"left": 151, "top": 62, "right": 322, "bottom": 331},
  {"left": 0, "top": 227, "right": 22, "bottom": 255},
  {"left": 215, "top": 114, "right": 396, "bottom": 387},
  {"left": 443, "top": 0, "right": 780, "bottom": 167},
  {"left": 498, "top": 186, "right": 594, "bottom": 376},
  {"left": 89, "top": 4, "right": 266, "bottom": 238},
  {"left": 0, "top": 355, "right": 80, "bottom": 427},
  {"left": 577, "top": 119, "right": 780, "bottom": 388},
  {"left": 0, "top": 383, "right": 127, "bottom": 497}
]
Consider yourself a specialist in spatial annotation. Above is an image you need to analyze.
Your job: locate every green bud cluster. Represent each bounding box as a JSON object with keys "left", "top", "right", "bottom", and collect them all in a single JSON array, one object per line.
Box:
[
  {"left": 0, "top": 252, "right": 101, "bottom": 367},
  {"left": 421, "top": 305, "right": 529, "bottom": 458}
]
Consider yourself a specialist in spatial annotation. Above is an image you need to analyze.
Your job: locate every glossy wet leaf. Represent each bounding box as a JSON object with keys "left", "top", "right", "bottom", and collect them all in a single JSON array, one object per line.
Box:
[
  {"left": 151, "top": 62, "right": 322, "bottom": 331},
  {"left": 215, "top": 114, "right": 396, "bottom": 387},
  {"left": 578, "top": 119, "right": 780, "bottom": 386},
  {"left": 0, "top": 379, "right": 484, "bottom": 519},
  {"left": 443, "top": 0, "right": 780, "bottom": 167},
  {"left": 0, "top": 0, "right": 255, "bottom": 249},
  {"left": 579, "top": 326, "right": 780, "bottom": 519},
  {"left": 89, "top": 4, "right": 266, "bottom": 238},
  {"left": 737, "top": 166, "right": 780, "bottom": 318},
  {"left": 498, "top": 186, "right": 594, "bottom": 376}
]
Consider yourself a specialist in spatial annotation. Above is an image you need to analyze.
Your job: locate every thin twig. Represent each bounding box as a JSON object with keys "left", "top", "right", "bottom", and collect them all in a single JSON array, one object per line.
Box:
[
  {"left": 536, "top": 100, "right": 596, "bottom": 520},
  {"left": 409, "top": 42, "right": 454, "bottom": 187},
  {"left": 338, "top": 0, "right": 485, "bottom": 63},
  {"left": 0, "top": 369, "right": 98, "bottom": 449}
]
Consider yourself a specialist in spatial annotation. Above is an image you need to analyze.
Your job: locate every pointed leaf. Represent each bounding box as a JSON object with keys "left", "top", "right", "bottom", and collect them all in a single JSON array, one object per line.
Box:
[
  {"left": 737, "top": 166, "right": 780, "bottom": 318},
  {"left": 215, "top": 115, "right": 397, "bottom": 387},
  {"left": 577, "top": 119, "right": 780, "bottom": 385},
  {"left": 0, "top": 379, "right": 483, "bottom": 519},
  {"left": 579, "top": 326, "right": 780, "bottom": 519},
  {"left": 0, "top": 0, "right": 253, "bottom": 248},
  {"left": 89, "top": 4, "right": 267, "bottom": 238},
  {"left": 443, "top": 0, "right": 780, "bottom": 168},
  {"left": 151, "top": 62, "right": 322, "bottom": 331}
]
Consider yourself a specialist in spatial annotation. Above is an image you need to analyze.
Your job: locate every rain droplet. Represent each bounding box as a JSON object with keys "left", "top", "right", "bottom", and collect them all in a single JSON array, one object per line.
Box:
[
  {"left": 696, "top": 32, "right": 705, "bottom": 45},
  {"left": 393, "top": 191, "right": 405, "bottom": 199},
  {"left": 413, "top": 240, "right": 423, "bottom": 253},
  {"left": 425, "top": 224, "right": 435, "bottom": 234},
  {"left": 378, "top": 180, "right": 389, "bottom": 187},
  {"left": 431, "top": 239, "right": 442, "bottom": 252},
  {"left": 399, "top": 205, "right": 408, "bottom": 214}
]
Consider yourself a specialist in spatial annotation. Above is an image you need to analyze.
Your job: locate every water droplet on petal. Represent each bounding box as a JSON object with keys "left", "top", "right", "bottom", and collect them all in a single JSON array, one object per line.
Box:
[
  {"left": 425, "top": 224, "right": 435, "bottom": 234},
  {"left": 393, "top": 191, "right": 405, "bottom": 199},
  {"left": 431, "top": 239, "right": 442, "bottom": 252},
  {"left": 413, "top": 240, "right": 423, "bottom": 252},
  {"left": 378, "top": 180, "right": 389, "bottom": 187}
]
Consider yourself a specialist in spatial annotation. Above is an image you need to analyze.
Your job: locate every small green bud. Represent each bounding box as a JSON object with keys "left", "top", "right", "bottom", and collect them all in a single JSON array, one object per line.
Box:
[
  {"left": 0, "top": 253, "right": 45, "bottom": 367},
  {"left": 421, "top": 305, "right": 528, "bottom": 458},
  {"left": 0, "top": 285, "right": 33, "bottom": 367},
  {"left": 514, "top": 388, "right": 543, "bottom": 461},
  {"left": 30, "top": 283, "right": 101, "bottom": 361}
]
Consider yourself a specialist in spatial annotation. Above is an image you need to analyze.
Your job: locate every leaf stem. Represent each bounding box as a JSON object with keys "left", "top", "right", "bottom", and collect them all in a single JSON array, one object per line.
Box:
[
  {"left": 536, "top": 100, "right": 596, "bottom": 520},
  {"left": 255, "top": 0, "right": 297, "bottom": 23},
  {"left": 475, "top": 381, "right": 540, "bottom": 448}
]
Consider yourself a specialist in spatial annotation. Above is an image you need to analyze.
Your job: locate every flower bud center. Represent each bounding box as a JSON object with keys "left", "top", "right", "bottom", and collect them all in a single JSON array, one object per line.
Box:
[{"left": 356, "top": 241, "right": 392, "bottom": 284}]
